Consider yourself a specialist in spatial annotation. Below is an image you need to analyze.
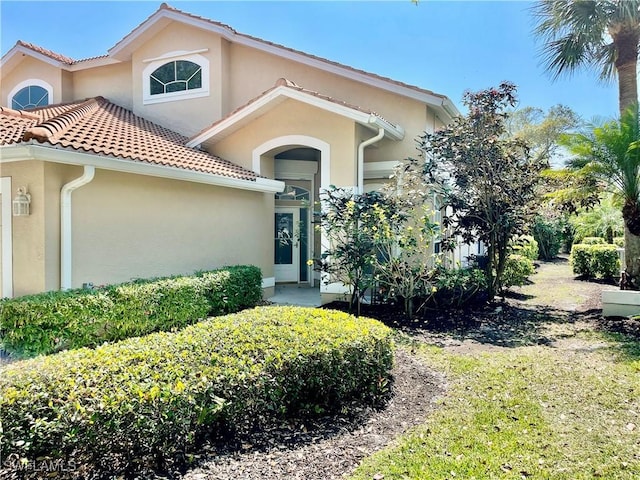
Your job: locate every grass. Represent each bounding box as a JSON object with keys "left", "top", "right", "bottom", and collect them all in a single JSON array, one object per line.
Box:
[{"left": 350, "top": 334, "right": 640, "bottom": 479}]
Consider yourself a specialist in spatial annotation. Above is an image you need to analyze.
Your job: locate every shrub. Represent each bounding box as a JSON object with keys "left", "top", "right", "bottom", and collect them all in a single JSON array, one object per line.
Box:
[
  {"left": 532, "top": 214, "right": 564, "bottom": 260},
  {"left": 198, "top": 265, "right": 263, "bottom": 313},
  {"left": 613, "top": 236, "right": 625, "bottom": 248},
  {"left": 0, "top": 306, "right": 393, "bottom": 479},
  {"left": 0, "top": 266, "right": 262, "bottom": 357},
  {"left": 424, "top": 266, "right": 488, "bottom": 309},
  {"left": 570, "top": 244, "right": 620, "bottom": 279},
  {"left": 581, "top": 236, "right": 606, "bottom": 245},
  {"left": 502, "top": 254, "right": 535, "bottom": 289},
  {"left": 510, "top": 235, "right": 539, "bottom": 261}
]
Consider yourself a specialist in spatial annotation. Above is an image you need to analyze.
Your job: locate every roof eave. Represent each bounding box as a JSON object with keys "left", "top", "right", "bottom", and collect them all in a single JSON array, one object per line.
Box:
[
  {"left": 0, "top": 144, "right": 284, "bottom": 194},
  {"left": 1, "top": 45, "right": 65, "bottom": 76},
  {"left": 109, "top": 9, "right": 208, "bottom": 61},
  {"left": 108, "top": 6, "right": 456, "bottom": 111},
  {"left": 187, "top": 85, "right": 404, "bottom": 148},
  {"left": 67, "top": 57, "right": 121, "bottom": 71}
]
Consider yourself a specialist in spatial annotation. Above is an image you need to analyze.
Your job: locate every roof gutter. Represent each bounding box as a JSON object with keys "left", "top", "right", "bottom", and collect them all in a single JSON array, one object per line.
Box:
[
  {"left": 60, "top": 165, "right": 95, "bottom": 290},
  {"left": 357, "top": 119, "right": 385, "bottom": 193},
  {"left": 441, "top": 99, "right": 460, "bottom": 121}
]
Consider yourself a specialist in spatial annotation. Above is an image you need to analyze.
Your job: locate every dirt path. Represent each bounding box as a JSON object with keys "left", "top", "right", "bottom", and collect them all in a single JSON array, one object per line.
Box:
[{"left": 511, "top": 256, "right": 608, "bottom": 313}]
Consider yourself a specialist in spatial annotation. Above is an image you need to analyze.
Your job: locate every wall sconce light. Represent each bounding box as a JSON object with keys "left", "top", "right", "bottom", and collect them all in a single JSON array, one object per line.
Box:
[{"left": 12, "top": 187, "right": 31, "bottom": 216}]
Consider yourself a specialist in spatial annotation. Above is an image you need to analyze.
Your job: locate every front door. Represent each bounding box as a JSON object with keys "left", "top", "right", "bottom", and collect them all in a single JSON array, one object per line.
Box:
[{"left": 274, "top": 207, "right": 299, "bottom": 282}]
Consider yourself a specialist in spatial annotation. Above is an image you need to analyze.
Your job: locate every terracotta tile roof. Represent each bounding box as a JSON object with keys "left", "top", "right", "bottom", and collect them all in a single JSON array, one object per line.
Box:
[
  {"left": 16, "top": 41, "right": 76, "bottom": 65},
  {"left": 0, "top": 98, "right": 259, "bottom": 181},
  {"left": 189, "top": 78, "right": 400, "bottom": 144}
]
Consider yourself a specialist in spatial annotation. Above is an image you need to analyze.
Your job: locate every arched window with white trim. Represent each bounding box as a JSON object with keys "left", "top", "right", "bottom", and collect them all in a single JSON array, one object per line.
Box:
[
  {"left": 8, "top": 79, "right": 53, "bottom": 110},
  {"left": 142, "top": 52, "right": 209, "bottom": 105}
]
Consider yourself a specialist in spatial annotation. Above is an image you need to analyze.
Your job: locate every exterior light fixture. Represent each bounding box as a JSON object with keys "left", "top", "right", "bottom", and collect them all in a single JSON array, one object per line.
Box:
[{"left": 12, "top": 187, "right": 31, "bottom": 216}]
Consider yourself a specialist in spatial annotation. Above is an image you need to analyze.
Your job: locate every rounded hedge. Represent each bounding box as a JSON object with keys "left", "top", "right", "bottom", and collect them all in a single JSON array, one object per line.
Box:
[
  {"left": 570, "top": 243, "right": 620, "bottom": 279},
  {"left": 0, "top": 306, "right": 393, "bottom": 479},
  {"left": 0, "top": 265, "right": 262, "bottom": 357}
]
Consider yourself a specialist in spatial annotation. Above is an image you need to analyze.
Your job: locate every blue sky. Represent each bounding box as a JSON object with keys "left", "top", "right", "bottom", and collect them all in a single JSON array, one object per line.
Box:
[{"left": 1, "top": 1, "right": 619, "bottom": 121}]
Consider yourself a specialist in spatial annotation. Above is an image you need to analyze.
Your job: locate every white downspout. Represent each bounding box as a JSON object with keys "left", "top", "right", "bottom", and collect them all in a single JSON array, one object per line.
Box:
[
  {"left": 357, "top": 120, "right": 385, "bottom": 193},
  {"left": 61, "top": 166, "right": 95, "bottom": 290}
]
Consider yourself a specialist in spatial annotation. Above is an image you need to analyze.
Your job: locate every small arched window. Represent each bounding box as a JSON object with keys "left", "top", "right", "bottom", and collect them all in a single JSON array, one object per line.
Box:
[
  {"left": 142, "top": 52, "right": 209, "bottom": 105},
  {"left": 150, "top": 60, "right": 202, "bottom": 95},
  {"left": 11, "top": 85, "right": 49, "bottom": 110}
]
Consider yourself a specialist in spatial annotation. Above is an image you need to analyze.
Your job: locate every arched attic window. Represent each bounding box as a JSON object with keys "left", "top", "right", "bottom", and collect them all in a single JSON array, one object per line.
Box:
[
  {"left": 8, "top": 80, "right": 52, "bottom": 110},
  {"left": 142, "top": 52, "right": 209, "bottom": 105},
  {"left": 150, "top": 60, "right": 202, "bottom": 95}
]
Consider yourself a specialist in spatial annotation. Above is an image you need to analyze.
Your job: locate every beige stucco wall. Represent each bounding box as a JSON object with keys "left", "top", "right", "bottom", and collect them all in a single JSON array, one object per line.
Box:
[
  {"left": 0, "top": 161, "right": 47, "bottom": 296},
  {"left": 209, "top": 99, "right": 358, "bottom": 187},
  {"left": 130, "top": 22, "right": 225, "bottom": 137},
  {"left": 61, "top": 70, "right": 74, "bottom": 103},
  {"left": 1, "top": 161, "right": 274, "bottom": 297},
  {"left": 69, "top": 169, "right": 273, "bottom": 288},
  {"left": 43, "top": 163, "right": 86, "bottom": 291},
  {"left": 226, "top": 43, "right": 437, "bottom": 164},
  {"left": 1, "top": 57, "right": 62, "bottom": 106},
  {"left": 72, "top": 62, "right": 133, "bottom": 109}
]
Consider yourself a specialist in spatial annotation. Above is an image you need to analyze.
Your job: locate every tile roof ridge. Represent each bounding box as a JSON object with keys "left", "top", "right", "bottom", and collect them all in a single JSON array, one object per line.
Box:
[
  {"left": 160, "top": 3, "right": 238, "bottom": 33},
  {"left": 274, "top": 78, "right": 300, "bottom": 88},
  {"left": 23, "top": 97, "right": 105, "bottom": 142},
  {"left": 188, "top": 78, "right": 399, "bottom": 145},
  {"left": 16, "top": 40, "right": 75, "bottom": 65},
  {"left": 74, "top": 54, "right": 110, "bottom": 63},
  {"left": 275, "top": 78, "right": 396, "bottom": 124},
  {"left": 0, "top": 106, "right": 40, "bottom": 120}
]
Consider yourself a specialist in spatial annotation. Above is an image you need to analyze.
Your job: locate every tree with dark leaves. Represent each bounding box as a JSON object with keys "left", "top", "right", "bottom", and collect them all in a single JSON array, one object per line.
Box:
[{"left": 418, "top": 82, "right": 544, "bottom": 301}]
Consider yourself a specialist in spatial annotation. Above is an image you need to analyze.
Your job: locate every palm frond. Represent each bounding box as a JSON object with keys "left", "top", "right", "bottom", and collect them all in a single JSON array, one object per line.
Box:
[
  {"left": 594, "top": 42, "right": 617, "bottom": 80},
  {"left": 532, "top": 0, "right": 637, "bottom": 79},
  {"left": 562, "top": 107, "right": 640, "bottom": 204}
]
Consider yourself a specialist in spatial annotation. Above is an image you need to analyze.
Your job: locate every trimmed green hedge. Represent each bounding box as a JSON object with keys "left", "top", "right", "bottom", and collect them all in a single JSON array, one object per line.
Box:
[
  {"left": 0, "top": 265, "right": 262, "bottom": 357},
  {"left": 0, "top": 306, "right": 393, "bottom": 479},
  {"left": 510, "top": 235, "right": 539, "bottom": 261},
  {"left": 581, "top": 236, "right": 606, "bottom": 245},
  {"left": 570, "top": 244, "right": 620, "bottom": 279},
  {"left": 502, "top": 253, "right": 535, "bottom": 288}
]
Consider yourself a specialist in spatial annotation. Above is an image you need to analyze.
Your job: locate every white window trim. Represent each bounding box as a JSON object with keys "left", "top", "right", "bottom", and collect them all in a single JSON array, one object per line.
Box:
[
  {"left": 142, "top": 52, "right": 209, "bottom": 105},
  {"left": 7, "top": 79, "right": 54, "bottom": 108}
]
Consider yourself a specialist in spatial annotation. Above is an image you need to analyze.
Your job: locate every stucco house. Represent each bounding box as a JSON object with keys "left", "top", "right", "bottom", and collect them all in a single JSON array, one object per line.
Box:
[{"left": 0, "top": 3, "right": 461, "bottom": 302}]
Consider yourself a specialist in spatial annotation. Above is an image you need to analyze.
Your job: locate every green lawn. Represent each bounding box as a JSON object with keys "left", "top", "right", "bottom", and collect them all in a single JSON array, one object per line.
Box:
[
  {"left": 349, "top": 266, "right": 640, "bottom": 480},
  {"left": 351, "top": 334, "right": 639, "bottom": 479}
]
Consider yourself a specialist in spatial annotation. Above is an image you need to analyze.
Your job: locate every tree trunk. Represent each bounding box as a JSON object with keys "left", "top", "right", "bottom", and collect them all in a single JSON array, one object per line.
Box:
[
  {"left": 624, "top": 226, "right": 640, "bottom": 290},
  {"left": 614, "top": 27, "right": 639, "bottom": 116},
  {"left": 486, "top": 241, "right": 496, "bottom": 302}
]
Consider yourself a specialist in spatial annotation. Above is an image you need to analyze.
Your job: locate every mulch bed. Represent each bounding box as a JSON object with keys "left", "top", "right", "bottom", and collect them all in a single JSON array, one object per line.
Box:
[{"left": 180, "top": 349, "right": 444, "bottom": 480}]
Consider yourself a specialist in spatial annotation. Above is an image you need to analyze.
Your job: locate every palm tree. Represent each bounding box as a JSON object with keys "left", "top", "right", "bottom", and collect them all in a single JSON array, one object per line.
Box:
[
  {"left": 534, "top": 1, "right": 640, "bottom": 286},
  {"left": 562, "top": 109, "right": 640, "bottom": 287},
  {"left": 533, "top": 0, "right": 640, "bottom": 117}
]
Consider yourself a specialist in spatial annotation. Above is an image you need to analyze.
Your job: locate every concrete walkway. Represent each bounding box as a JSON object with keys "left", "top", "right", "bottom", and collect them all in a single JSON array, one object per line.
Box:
[{"left": 267, "top": 284, "right": 321, "bottom": 307}]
